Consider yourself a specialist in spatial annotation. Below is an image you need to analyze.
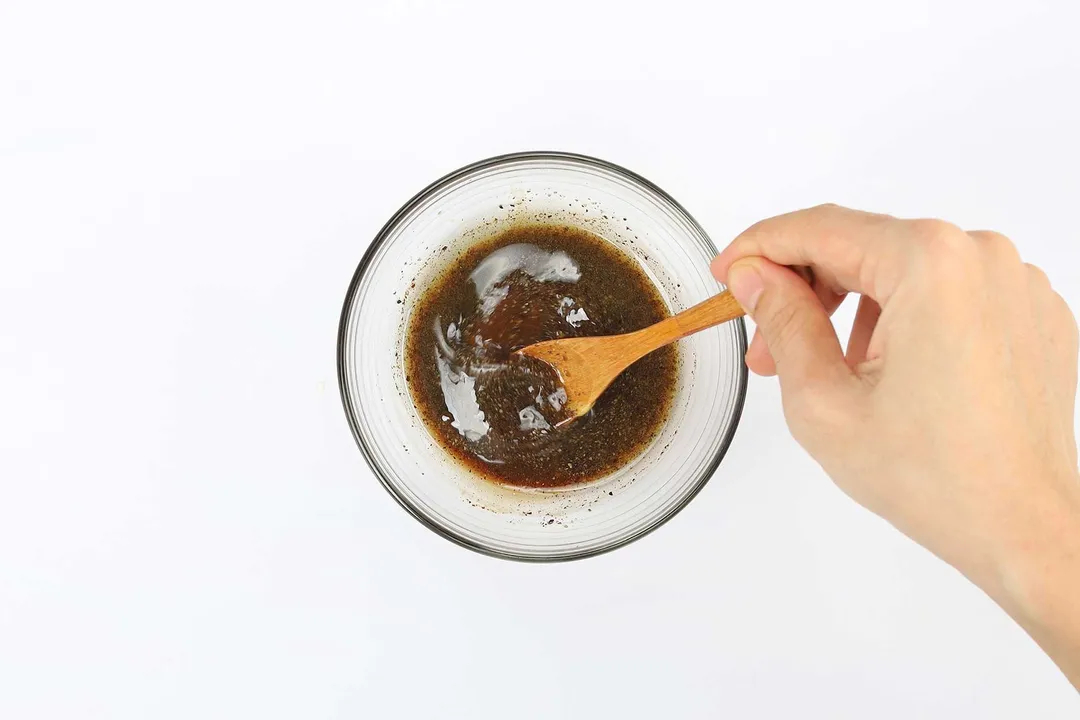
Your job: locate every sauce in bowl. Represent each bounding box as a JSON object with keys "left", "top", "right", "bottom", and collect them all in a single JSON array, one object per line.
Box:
[{"left": 405, "top": 223, "right": 678, "bottom": 488}]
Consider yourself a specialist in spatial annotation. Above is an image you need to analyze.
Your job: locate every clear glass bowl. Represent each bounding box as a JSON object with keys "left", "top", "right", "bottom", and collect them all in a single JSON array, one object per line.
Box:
[{"left": 338, "top": 152, "right": 747, "bottom": 561}]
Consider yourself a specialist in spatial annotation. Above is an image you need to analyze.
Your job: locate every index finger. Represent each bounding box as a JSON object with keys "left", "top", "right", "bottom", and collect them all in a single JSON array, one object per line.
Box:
[{"left": 711, "top": 204, "right": 910, "bottom": 304}]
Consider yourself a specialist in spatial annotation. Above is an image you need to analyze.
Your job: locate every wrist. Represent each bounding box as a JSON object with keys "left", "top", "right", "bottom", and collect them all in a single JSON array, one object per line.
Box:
[{"left": 993, "top": 473, "right": 1080, "bottom": 633}]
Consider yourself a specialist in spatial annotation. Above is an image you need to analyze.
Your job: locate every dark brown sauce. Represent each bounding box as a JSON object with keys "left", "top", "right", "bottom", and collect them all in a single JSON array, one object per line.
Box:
[{"left": 405, "top": 223, "right": 677, "bottom": 488}]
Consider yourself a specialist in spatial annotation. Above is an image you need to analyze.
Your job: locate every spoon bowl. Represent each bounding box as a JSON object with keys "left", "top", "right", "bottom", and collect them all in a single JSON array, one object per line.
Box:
[{"left": 520, "top": 289, "right": 745, "bottom": 420}]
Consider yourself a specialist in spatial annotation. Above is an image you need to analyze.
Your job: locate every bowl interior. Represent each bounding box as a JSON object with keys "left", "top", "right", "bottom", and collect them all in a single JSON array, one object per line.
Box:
[{"left": 339, "top": 153, "right": 747, "bottom": 560}]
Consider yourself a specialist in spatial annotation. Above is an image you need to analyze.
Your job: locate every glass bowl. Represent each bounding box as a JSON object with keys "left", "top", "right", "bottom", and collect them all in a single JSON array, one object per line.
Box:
[{"left": 338, "top": 152, "right": 747, "bottom": 561}]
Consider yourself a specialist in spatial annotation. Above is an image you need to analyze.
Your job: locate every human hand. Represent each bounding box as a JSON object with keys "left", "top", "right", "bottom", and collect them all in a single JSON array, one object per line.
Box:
[{"left": 711, "top": 205, "right": 1080, "bottom": 687}]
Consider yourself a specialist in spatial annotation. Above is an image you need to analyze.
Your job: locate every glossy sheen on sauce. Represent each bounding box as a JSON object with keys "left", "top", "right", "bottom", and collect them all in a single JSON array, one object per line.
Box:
[{"left": 405, "top": 224, "right": 677, "bottom": 488}]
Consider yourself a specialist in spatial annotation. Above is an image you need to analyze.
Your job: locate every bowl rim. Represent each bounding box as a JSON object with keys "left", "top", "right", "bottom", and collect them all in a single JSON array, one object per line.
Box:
[{"left": 337, "top": 150, "right": 748, "bottom": 562}]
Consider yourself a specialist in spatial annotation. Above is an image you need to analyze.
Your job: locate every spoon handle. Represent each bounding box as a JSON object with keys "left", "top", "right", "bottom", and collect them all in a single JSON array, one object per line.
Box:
[{"left": 629, "top": 289, "right": 745, "bottom": 359}]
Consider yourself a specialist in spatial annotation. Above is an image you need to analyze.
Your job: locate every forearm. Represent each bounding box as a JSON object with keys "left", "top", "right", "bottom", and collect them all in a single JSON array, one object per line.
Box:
[{"left": 991, "top": 474, "right": 1080, "bottom": 690}]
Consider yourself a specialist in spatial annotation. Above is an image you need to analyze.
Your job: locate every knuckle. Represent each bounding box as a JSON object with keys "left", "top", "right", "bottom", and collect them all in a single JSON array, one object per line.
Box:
[
  {"left": 972, "top": 230, "right": 1021, "bottom": 264},
  {"left": 909, "top": 219, "right": 976, "bottom": 272},
  {"left": 1025, "top": 265, "right": 1075, "bottom": 345},
  {"left": 1055, "top": 292, "right": 1079, "bottom": 343},
  {"left": 731, "top": 220, "right": 772, "bottom": 254},
  {"left": 803, "top": 203, "right": 847, "bottom": 228},
  {"left": 1026, "top": 262, "right": 1051, "bottom": 290},
  {"left": 910, "top": 218, "right": 968, "bottom": 248}
]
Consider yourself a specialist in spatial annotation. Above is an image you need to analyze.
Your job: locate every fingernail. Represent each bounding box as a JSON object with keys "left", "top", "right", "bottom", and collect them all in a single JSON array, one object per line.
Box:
[
  {"left": 709, "top": 254, "right": 727, "bottom": 282},
  {"left": 726, "top": 260, "right": 764, "bottom": 314}
]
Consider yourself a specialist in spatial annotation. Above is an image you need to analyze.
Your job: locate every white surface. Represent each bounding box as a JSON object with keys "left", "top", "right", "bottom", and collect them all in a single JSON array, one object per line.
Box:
[{"left": 1, "top": 0, "right": 1078, "bottom": 717}]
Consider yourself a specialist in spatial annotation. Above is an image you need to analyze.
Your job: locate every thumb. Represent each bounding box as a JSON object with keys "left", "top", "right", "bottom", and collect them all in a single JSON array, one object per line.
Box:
[{"left": 726, "top": 257, "right": 852, "bottom": 394}]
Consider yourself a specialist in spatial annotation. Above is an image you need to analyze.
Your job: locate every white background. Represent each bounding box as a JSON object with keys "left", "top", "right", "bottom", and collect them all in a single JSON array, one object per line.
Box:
[{"left": 2, "top": 0, "right": 1078, "bottom": 717}]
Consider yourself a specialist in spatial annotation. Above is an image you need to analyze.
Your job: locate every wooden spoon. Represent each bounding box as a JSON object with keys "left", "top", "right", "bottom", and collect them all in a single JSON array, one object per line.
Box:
[{"left": 518, "top": 289, "right": 745, "bottom": 422}]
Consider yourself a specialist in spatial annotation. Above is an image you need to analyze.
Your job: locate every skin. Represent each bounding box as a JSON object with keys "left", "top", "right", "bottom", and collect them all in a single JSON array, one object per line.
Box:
[{"left": 711, "top": 204, "right": 1080, "bottom": 690}]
